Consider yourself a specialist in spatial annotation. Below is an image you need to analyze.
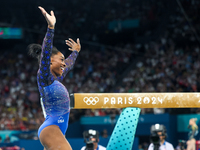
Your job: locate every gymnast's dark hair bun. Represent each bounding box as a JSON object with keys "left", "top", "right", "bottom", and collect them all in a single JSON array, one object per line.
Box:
[{"left": 28, "top": 44, "right": 42, "bottom": 59}]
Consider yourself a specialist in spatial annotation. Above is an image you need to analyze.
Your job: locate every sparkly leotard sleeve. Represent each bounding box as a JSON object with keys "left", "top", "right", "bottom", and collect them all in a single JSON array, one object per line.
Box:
[
  {"left": 37, "top": 28, "right": 54, "bottom": 87},
  {"left": 37, "top": 28, "right": 78, "bottom": 117}
]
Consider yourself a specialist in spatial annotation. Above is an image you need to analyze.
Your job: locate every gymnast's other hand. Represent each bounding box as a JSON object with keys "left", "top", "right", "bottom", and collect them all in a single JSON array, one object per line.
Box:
[
  {"left": 65, "top": 38, "right": 81, "bottom": 52},
  {"left": 38, "top": 6, "right": 56, "bottom": 29}
]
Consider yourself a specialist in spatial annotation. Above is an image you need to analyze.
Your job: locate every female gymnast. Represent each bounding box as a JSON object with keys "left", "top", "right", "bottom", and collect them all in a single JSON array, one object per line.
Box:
[
  {"left": 187, "top": 118, "right": 198, "bottom": 150},
  {"left": 28, "top": 6, "right": 81, "bottom": 150}
]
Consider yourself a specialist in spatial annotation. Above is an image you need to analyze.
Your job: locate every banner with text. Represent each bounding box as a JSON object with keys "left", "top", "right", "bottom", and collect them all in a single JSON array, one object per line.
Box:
[{"left": 73, "top": 93, "right": 200, "bottom": 109}]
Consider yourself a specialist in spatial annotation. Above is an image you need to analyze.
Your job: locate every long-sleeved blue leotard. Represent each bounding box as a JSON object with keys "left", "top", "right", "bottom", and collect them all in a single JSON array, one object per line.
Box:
[{"left": 37, "top": 28, "right": 78, "bottom": 117}]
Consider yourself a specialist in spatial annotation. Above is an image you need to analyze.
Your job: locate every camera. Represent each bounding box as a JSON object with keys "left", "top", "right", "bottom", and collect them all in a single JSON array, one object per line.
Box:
[
  {"left": 150, "top": 124, "right": 167, "bottom": 150},
  {"left": 83, "top": 129, "right": 99, "bottom": 150},
  {"left": 178, "top": 140, "right": 186, "bottom": 150}
]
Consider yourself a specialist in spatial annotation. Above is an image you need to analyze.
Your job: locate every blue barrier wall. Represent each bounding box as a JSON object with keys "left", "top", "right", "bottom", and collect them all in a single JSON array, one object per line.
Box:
[
  {"left": 19, "top": 140, "right": 43, "bottom": 150},
  {"left": 66, "top": 121, "right": 83, "bottom": 138},
  {"left": 80, "top": 114, "right": 177, "bottom": 147},
  {"left": 0, "top": 130, "right": 21, "bottom": 142},
  {"left": 177, "top": 114, "right": 200, "bottom": 132},
  {"left": 2, "top": 113, "right": 199, "bottom": 150},
  {"left": 0, "top": 137, "right": 138, "bottom": 150},
  {"left": 177, "top": 114, "right": 200, "bottom": 141}
]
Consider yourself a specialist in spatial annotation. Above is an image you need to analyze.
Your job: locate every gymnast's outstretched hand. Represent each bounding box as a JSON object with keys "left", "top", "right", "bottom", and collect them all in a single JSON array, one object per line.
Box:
[
  {"left": 38, "top": 6, "right": 56, "bottom": 29},
  {"left": 66, "top": 38, "right": 81, "bottom": 52}
]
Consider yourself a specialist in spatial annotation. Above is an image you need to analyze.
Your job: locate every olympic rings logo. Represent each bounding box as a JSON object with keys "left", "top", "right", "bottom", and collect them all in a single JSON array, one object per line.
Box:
[{"left": 83, "top": 97, "right": 99, "bottom": 105}]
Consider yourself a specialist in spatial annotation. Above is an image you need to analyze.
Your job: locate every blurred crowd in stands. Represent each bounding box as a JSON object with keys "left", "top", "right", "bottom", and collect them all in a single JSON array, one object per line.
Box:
[{"left": 0, "top": 0, "right": 200, "bottom": 133}]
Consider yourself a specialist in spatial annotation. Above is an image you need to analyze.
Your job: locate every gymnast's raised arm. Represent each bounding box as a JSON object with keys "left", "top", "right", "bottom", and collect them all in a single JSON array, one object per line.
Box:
[
  {"left": 58, "top": 38, "right": 81, "bottom": 81},
  {"left": 37, "top": 6, "right": 56, "bottom": 86}
]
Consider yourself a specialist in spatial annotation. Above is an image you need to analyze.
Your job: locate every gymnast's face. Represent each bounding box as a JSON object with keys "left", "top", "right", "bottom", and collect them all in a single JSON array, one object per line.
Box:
[
  {"left": 50, "top": 52, "right": 66, "bottom": 77},
  {"left": 189, "top": 119, "right": 195, "bottom": 126}
]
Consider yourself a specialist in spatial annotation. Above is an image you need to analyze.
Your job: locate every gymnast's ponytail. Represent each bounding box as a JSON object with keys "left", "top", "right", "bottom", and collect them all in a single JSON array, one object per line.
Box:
[
  {"left": 28, "top": 43, "right": 60, "bottom": 63},
  {"left": 28, "top": 44, "right": 42, "bottom": 63}
]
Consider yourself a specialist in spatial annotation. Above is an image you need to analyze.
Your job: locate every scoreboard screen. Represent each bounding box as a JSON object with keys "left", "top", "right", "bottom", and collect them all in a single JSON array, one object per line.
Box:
[{"left": 0, "top": 27, "right": 23, "bottom": 39}]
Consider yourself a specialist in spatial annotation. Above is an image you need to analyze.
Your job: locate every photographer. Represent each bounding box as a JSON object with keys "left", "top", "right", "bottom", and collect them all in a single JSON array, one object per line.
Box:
[
  {"left": 148, "top": 124, "right": 174, "bottom": 150},
  {"left": 81, "top": 129, "right": 106, "bottom": 150}
]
